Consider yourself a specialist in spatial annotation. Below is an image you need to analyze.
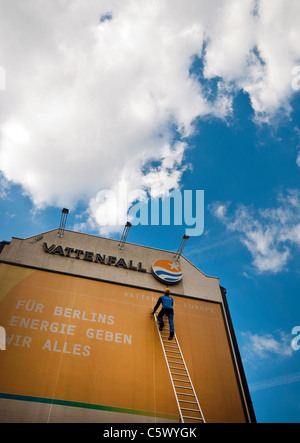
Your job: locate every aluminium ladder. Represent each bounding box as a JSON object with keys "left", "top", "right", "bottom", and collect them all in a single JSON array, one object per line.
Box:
[{"left": 154, "top": 314, "right": 206, "bottom": 423}]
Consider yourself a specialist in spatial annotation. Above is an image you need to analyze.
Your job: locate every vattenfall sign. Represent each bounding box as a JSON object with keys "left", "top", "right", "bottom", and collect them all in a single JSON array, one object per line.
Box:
[
  {"left": 43, "top": 243, "right": 147, "bottom": 273},
  {"left": 43, "top": 243, "right": 183, "bottom": 285}
]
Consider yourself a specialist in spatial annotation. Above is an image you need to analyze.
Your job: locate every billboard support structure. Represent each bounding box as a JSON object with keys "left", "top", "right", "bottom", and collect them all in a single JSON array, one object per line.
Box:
[
  {"left": 118, "top": 222, "right": 132, "bottom": 250},
  {"left": 174, "top": 235, "right": 189, "bottom": 262},
  {"left": 57, "top": 208, "right": 69, "bottom": 238}
]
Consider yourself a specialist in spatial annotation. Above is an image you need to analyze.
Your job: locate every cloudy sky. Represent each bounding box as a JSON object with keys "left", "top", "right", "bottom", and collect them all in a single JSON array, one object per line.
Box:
[{"left": 1, "top": 0, "right": 300, "bottom": 422}]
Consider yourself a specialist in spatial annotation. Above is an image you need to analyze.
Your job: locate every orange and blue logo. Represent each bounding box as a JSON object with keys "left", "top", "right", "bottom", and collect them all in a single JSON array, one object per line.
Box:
[{"left": 152, "top": 259, "right": 183, "bottom": 284}]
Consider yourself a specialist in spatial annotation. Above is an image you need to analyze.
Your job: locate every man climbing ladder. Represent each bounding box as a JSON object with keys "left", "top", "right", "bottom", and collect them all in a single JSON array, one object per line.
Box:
[
  {"left": 151, "top": 288, "right": 174, "bottom": 340},
  {"left": 151, "top": 289, "right": 206, "bottom": 423}
]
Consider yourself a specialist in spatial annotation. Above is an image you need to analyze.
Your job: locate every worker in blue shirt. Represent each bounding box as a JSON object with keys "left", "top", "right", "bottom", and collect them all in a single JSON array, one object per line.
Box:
[{"left": 151, "top": 288, "right": 174, "bottom": 340}]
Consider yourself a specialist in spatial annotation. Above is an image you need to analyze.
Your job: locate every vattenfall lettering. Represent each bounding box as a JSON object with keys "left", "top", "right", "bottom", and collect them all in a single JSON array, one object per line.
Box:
[{"left": 43, "top": 243, "right": 147, "bottom": 272}]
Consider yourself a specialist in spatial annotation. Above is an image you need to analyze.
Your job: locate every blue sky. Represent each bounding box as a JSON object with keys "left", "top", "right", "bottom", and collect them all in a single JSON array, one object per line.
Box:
[{"left": 1, "top": 0, "right": 300, "bottom": 423}]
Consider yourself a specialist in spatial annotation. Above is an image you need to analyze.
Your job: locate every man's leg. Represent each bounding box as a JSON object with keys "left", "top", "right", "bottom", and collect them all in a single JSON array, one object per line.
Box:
[
  {"left": 167, "top": 311, "right": 174, "bottom": 339},
  {"left": 157, "top": 309, "right": 165, "bottom": 331}
]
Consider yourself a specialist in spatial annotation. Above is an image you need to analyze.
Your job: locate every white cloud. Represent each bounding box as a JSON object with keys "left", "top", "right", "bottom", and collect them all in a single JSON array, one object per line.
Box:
[
  {"left": 249, "top": 372, "right": 300, "bottom": 392},
  {"left": 214, "top": 203, "right": 229, "bottom": 220},
  {"left": 0, "top": 172, "right": 10, "bottom": 199},
  {"left": 211, "top": 190, "right": 300, "bottom": 273},
  {"left": 76, "top": 141, "right": 188, "bottom": 235},
  {"left": 1, "top": 1, "right": 300, "bottom": 233},
  {"left": 0, "top": 0, "right": 210, "bottom": 218},
  {"left": 295, "top": 127, "right": 300, "bottom": 168},
  {"left": 241, "top": 330, "right": 293, "bottom": 363},
  {"left": 204, "top": 0, "right": 300, "bottom": 122}
]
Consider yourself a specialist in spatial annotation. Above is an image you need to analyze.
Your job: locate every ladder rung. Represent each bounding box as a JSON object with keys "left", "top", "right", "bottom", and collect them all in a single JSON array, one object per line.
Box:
[
  {"left": 166, "top": 355, "right": 182, "bottom": 360},
  {"left": 174, "top": 385, "right": 193, "bottom": 390},
  {"left": 176, "top": 392, "right": 195, "bottom": 397},
  {"left": 163, "top": 345, "right": 178, "bottom": 349},
  {"left": 181, "top": 407, "right": 201, "bottom": 412},
  {"left": 173, "top": 379, "right": 191, "bottom": 383},
  {"left": 171, "top": 372, "right": 189, "bottom": 377},
  {"left": 165, "top": 350, "right": 181, "bottom": 354},
  {"left": 178, "top": 400, "right": 198, "bottom": 404},
  {"left": 182, "top": 416, "right": 204, "bottom": 421}
]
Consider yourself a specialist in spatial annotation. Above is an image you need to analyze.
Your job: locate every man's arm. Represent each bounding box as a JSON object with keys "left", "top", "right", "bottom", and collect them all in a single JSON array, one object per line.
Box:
[{"left": 151, "top": 297, "right": 162, "bottom": 314}]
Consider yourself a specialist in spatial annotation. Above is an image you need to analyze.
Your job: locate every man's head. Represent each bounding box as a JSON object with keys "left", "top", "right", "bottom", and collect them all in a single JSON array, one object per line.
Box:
[{"left": 164, "top": 288, "right": 171, "bottom": 295}]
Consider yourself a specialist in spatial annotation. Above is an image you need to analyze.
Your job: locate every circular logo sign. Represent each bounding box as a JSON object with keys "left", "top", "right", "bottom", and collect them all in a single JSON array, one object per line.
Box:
[{"left": 152, "top": 259, "right": 183, "bottom": 284}]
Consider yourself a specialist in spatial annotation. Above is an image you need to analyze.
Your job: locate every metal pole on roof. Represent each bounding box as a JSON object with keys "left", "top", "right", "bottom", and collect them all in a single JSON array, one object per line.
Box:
[
  {"left": 118, "top": 221, "right": 132, "bottom": 250},
  {"left": 57, "top": 208, "right": 69, "bottom": 238},
  {"left": 174, "top": 234, "right": 189, "bottom": 261}
]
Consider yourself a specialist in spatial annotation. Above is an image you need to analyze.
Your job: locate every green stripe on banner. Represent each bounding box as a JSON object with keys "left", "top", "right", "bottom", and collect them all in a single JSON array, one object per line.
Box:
[{"left": 0, "top": 392, "right": 177, "bottom": 420}]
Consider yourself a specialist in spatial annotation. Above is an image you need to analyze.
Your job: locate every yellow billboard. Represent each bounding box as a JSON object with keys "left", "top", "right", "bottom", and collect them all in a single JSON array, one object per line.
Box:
[{"left": 0, "top": 263, "right": 247, "bottom": 422}]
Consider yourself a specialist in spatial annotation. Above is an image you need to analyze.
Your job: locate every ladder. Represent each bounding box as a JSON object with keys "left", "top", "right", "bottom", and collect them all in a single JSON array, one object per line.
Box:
[{"left": 154, "top": 314, "right": 206, "bottom": 423}]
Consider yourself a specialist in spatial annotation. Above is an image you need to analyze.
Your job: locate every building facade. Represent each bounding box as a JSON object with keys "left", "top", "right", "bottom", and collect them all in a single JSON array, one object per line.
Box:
[{"left": 0, "top": 229, "right": 256, "bottom": 423}]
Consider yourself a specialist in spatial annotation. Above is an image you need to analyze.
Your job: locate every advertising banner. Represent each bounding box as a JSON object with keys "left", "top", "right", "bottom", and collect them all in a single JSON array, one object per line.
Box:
[{"left": 0, "top": 263, "right": 246, "bottom": 422}]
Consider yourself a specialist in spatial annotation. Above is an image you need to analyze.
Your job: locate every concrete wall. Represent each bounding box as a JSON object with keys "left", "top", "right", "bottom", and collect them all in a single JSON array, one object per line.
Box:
[{"left": 0, "top": 229, "right": 222, "bottom": 303}]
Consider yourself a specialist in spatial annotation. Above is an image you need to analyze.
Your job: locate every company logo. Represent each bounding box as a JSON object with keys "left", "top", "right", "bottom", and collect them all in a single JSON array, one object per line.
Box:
[{"left": 152, "top": 259, "right": 183, "bottom": 285}]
